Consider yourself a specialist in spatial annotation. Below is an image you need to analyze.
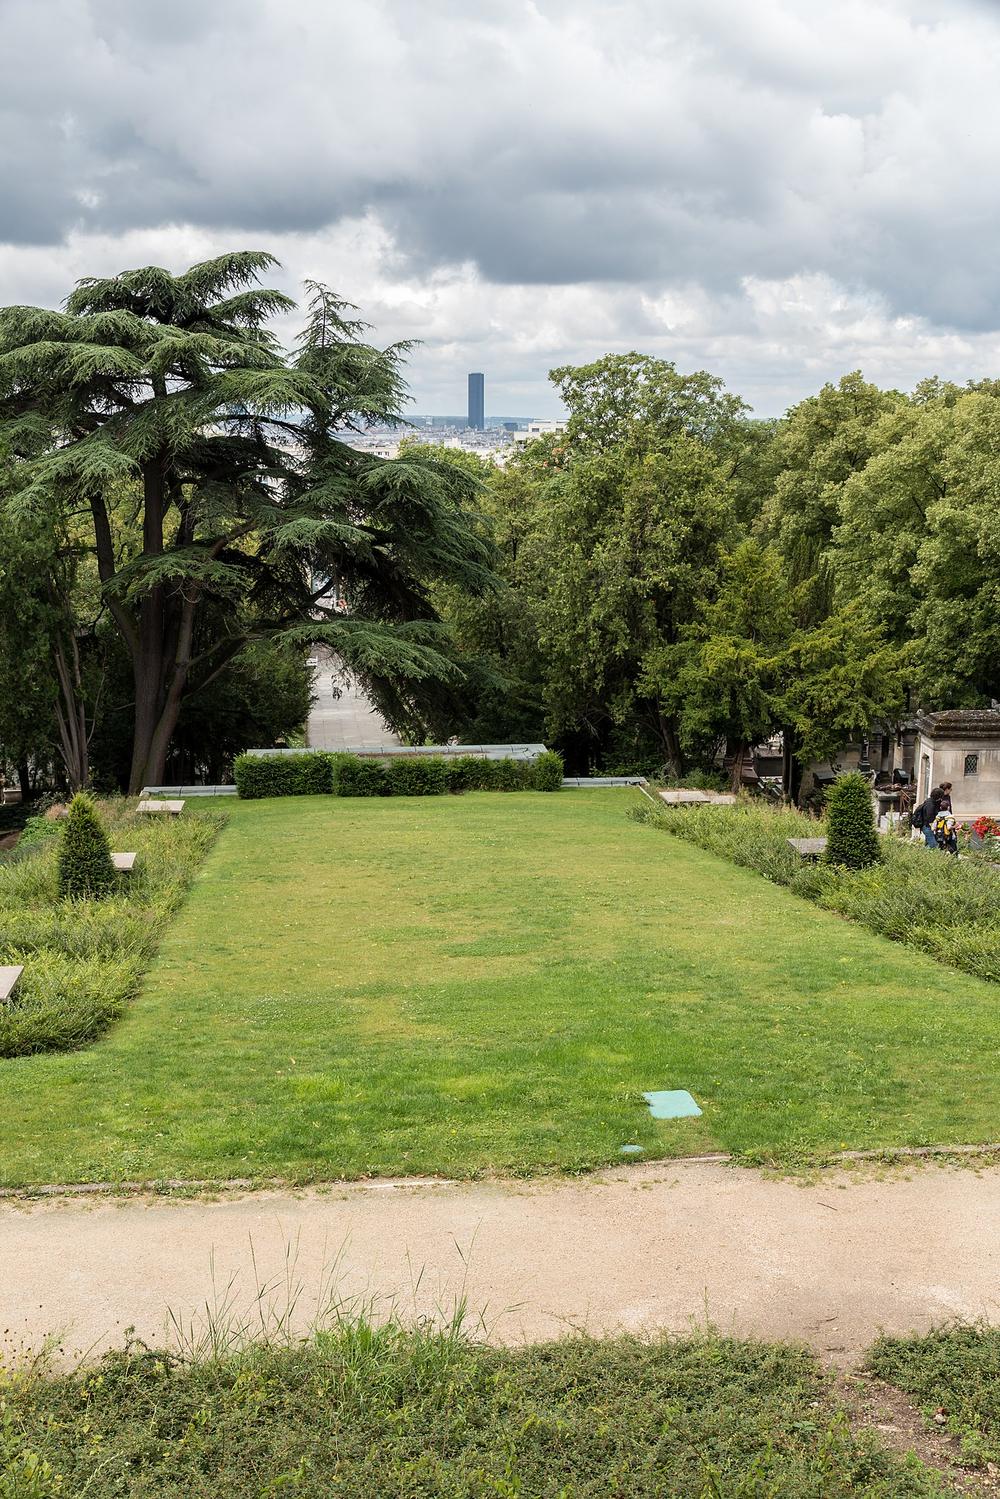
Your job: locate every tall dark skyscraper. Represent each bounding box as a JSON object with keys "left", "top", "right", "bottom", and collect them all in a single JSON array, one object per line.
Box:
[{"left": 467, "top": 371, "right": 485, "bottom": 430}]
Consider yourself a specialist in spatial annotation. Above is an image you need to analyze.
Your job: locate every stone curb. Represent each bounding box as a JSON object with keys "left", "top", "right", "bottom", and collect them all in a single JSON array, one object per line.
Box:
[{"left": 2, "top": 1142, "right": 999, "bottom": 1202}]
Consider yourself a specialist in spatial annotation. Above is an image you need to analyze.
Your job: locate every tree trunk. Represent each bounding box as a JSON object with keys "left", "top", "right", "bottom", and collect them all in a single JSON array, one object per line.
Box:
[
  {"left": 781, "top": 728, "right": 804, "bottom": 805},
  {"left": 729, "top": 740, "right": 748, "bottom": 793},
  {"left": 128, "top": 593, "right": 197, "bottom": 792},
  {"left": 52, "top": 638, "right": 89, "bottom": 790},
  {"left": 657, "top": 711, "right": 684, "bottom": 778},
  {"left": 17, "top": 761, "right": 32, "bottom": 802}
]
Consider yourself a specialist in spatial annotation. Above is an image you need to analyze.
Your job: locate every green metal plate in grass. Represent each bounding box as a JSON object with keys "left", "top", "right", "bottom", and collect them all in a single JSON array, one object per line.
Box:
[{"left": 644, "top": 1089, "right": 702, "bottom": 1119}]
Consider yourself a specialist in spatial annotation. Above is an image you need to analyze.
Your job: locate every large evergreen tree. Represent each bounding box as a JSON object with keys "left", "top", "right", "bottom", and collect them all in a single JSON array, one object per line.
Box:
[{"left": 0, "top": 254, "right": 494, "bottom": 790}]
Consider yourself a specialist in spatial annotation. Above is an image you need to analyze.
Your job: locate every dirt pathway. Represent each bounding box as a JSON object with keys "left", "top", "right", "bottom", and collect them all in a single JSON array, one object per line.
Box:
[{"left": 2, "top": 1159, "right": 998, "bottom": 1365}]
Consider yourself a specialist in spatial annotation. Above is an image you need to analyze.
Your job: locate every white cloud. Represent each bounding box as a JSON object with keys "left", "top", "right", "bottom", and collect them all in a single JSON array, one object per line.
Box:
[{"left": 3, "top": 0, "right": 1000, "bottom": 414}]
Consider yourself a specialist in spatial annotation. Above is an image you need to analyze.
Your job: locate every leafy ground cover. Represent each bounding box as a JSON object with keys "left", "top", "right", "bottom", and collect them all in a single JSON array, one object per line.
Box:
[
  {"left": 2, "top": 790, "right": 1000, "bottom": 1184},
  {"left": 649, "top": 798, "right": 1000, "bottom": 986},
  {"left": 869, "top": 1326, "right": 1000, "bottom": 1471},
  {"left": 1, "top": 1328, "right": 944, "bottom": 1497},
  {"left": 0, "top": 803, "right": 224, "bottom": 1057}
]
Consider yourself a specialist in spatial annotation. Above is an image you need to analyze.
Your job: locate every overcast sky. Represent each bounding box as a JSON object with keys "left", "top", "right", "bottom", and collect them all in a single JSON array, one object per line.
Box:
[{"left": 4, "top": 0, "right": 1000, "bottom": 417}]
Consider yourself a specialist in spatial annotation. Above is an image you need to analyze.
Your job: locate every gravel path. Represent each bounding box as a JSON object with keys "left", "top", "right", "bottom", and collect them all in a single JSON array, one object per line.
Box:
[{"left": 3, "top": 1159, "right": 998, "bottom": 1366}]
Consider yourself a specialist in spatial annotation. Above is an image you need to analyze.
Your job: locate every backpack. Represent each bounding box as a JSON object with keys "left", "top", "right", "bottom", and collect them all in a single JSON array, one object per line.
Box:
[
  {"left": 911, "top": 801, "right": 928, "bottom": 829},
  {"left": 932, "top": 814, "right": 953, "bottom": 842}
]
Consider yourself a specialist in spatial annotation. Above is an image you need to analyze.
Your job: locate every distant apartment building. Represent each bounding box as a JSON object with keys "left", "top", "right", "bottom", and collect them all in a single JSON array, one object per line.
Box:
[
  {"left": 513, "top": 419, "right": 566, "bottom": 444},
  {"left": 467, "top": 372, "right": 485, "bottom": 430}
]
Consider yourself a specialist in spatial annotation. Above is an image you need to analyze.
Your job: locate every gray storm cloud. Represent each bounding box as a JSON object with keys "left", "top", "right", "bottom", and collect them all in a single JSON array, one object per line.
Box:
[{"left": 2, "top": 0, "right": 1000, "bottom": 412}]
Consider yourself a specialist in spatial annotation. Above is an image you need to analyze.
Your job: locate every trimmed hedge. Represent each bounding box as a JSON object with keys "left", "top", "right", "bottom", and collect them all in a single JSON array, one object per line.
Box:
[
  {"left": 386, "top": 758, "right": 450, "bottom": 796},
  {"left": 235, "top": 749, "right": 565, "bottom": 798},
  {"left": 336, "top": 757, "right": 392, "bottom": 797},
  {"left": 234, "top": 752, "right": 335, "bottom": 799}
]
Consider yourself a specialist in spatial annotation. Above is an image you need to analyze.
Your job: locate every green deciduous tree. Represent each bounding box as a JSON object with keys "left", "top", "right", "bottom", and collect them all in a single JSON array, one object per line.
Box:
[
  {"left": 646, "top": 540, "right": 794, "bottom": 784},
  {"left": 0, "top": 255, "right": 495, "bottom": 791},
  {"left": 550, "top": 351, "right": 748, "bottom": 454}
]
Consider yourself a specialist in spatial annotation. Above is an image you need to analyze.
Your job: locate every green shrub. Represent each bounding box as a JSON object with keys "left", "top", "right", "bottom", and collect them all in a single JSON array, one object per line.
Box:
[
  {"left": 869, "top": 1325, "right": 1000, "bottom": 1469},
  {"left": 491, "top": 758, "right": 524, "bottom": 791},
  {"left": 233, "top": 752, "right": 334, "bottom": 799},
  {"left": 385, "top": 757, "right": 449, "bottom": 796},
  {"left": 0, "top": 1328, "right": 939, "bottom": 1496},
  {"left": 445, "top": 755, "right": 490, "bottom": 792},
  {"left": 529, "top": 750, "right": 564, "bottom": 791},
  {"left": 824, "top": 773, "right": 880, "bottom": 869},
  {"left": 234, "top": 749, "right": 564, "bottom": 799},
  {"left": 56, "top": 793, "right": 115, "bottom": 899},
  {"left": 335, "top": 756, "right": 391, "bottom": 796}
]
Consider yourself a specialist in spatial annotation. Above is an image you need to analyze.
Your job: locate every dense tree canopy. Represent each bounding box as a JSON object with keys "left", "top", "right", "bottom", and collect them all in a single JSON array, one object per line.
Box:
[
  {"left": 433, "top": 363, "right": 997, "bottom": 791},
  {"left": 3, "top": 254, "right": 1000, "bottom": 801},
  {"left": 0, "top": 253, "right": 494, "bottom": 790}
]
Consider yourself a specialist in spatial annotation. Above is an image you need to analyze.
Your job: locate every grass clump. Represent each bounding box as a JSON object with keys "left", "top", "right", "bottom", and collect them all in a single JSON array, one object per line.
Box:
[
  {"left": 1, "top": 1328, "right": 944, "bottom": 1496},
  {"left": 0, "top": 800, "right": 224, "bottom": 1058},
  {"left": 655, "top": 798, "right": 1000, "bottom": 986},
  {"left": 825, "top": 772, "right": 880, "bottom": 869},
  {"left": 56, "top": 793, "right": 115, "bottom": 899},
  {"left": 869, "top": 1324, "right": 1000, "bottom": 1470}
]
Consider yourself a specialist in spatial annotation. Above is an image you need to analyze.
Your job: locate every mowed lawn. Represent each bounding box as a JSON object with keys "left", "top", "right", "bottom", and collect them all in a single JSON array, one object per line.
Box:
[{"left": 2, "top": 790, "right": 1000, "bottom": 1184}]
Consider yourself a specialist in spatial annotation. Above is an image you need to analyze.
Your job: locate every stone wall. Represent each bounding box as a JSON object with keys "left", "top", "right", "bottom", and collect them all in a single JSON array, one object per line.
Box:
[{"left": 914, "top": 733, "right": 1000, "bottom": 818}]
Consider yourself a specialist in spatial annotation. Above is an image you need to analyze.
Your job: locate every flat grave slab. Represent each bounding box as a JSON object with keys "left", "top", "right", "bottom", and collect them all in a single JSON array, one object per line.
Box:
[
  {"left": 0, "top": 965, "right": 23, "bottom": 1002},
  {"left": 111, "top": 852, "right": 136, "bottom": 872},
  {"left": 658, "top": 789, "right": 738, "bottom": 806},
  {"left": 137, "top": 800, "right": 185, "bottom": 815},
  {"left": 788, "top": 837, "right": 827, "bottom": 859},
  {"left": 643, "top": 1089, "right": 703, "bottom": 1119}
]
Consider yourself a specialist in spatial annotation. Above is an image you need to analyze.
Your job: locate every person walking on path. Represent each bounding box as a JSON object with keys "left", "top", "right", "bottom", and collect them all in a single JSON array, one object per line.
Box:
[
  {"left": 939, "top": 781, "right": 953, "bottom": 812},
  {"left": 913, "top": 785, "right": 945, "bottom": 846}
]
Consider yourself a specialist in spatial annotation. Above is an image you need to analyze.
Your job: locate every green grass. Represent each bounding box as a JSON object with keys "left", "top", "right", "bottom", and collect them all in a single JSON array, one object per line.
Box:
[
  {"left": 652, "top": 798, "right": 1000, "bottom": 986},
  {"left": 2, "top": 790, "right": 1000, "bottom": 1184},
  {"left": 1, "top": 1329, "right": 945, "bottom": 1496},
  {"left": 869, "top": 1325, "right": 1000, "bottom": 1470}
]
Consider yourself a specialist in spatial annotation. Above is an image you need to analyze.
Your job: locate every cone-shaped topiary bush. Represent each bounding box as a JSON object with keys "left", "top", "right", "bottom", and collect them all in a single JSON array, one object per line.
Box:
[
  {"left": 824, "top": 772, "right": 881, "bottom": 869},
  {"left": 57, "top": 793, "right": 116, "bottom": 899}
]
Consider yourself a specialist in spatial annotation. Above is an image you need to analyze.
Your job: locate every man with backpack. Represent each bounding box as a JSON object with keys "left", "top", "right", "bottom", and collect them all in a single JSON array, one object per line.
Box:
[{"left": 912, "top": 785, "right": 945, "bottom": 846}]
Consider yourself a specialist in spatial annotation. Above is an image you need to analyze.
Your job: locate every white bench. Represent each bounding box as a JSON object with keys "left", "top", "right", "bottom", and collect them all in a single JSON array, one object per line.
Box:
[
  {"left": 111, "top": 852, "right": 136, "bottom": 872},
  {"left": 659, "top": 789, "right": 738, "bottom": 806},
  {"left": 137, "top": 800, "right": 185, "bottom": 815},
  {"left": 0, "top": 965, "right": 23, "bottom": 1002}
]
